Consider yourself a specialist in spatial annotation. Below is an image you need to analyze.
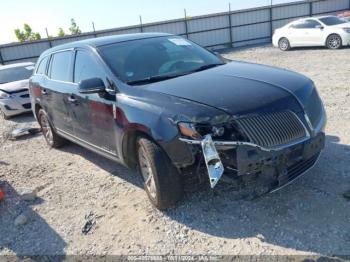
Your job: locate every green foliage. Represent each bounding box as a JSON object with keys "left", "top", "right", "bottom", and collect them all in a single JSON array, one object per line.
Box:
[
  {"left": 14, "top": 24, "right": 41, "bottom": 42},
  {"left": 69, "top": 19, "right": 81, "bottom": 35},
  {"left": 58, "top": 28, "right": 65, "bottom": 37},
  {"left": 14, "top": 29, "right": 25, "bottom": 42}
]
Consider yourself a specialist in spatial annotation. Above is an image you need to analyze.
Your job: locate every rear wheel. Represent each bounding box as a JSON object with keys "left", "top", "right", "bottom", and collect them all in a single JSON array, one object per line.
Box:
[
  {"left": 278, "top": 38, "right": 291, "bottom": 51},
  {"left": 38, "top": 109, "right": 67, "bottom": 148},
  {"left": 137, "top": 137, "right": 183, "bottom": 209},
  {"left": 326, "top": 34, "right": 342, "bottom": 49}
]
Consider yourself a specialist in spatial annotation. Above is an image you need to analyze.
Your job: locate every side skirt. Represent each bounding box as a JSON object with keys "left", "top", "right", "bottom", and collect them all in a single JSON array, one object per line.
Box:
[{"left": 56, "top": 129, "right": 123, "bottom": 164}]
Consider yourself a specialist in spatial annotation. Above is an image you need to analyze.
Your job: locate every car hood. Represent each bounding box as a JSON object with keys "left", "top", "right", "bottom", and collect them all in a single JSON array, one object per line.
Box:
[
  {"left": 146, "top": 61, "right": 314, "bottom": 116},
  {"left": 0, "top": 79, "right": 29, "bottom": 94},
  {"left": 328, "top": 21, "right": 350, "bottom": 28}
]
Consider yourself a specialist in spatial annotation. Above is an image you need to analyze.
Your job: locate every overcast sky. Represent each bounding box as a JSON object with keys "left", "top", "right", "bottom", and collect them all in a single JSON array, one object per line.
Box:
[{"left": 0, "top": 0, "right": 299, "bottom": 44}]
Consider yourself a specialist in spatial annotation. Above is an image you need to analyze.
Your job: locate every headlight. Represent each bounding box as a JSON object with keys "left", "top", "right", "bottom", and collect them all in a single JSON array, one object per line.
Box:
[
  {"left": 0, "top": 90, "right": 11, "bottom": 99},
  {"left": 343, "top": 28, "right": 350, "bottom": 33},
  {"left": 178, "top": 122, "right": 235, "bottom": 140}
]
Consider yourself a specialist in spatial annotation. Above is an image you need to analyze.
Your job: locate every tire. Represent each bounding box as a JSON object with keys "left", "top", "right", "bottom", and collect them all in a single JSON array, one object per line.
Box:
[
  {"left": 0, "top": 109, "right": 10, "bottom": 120},
  {"left": 278, "top": 37, "right": 291, "bottom": 51},
  {"left": 326, "top": 34, "right": 342, "bottom": 49},
  {"left": 38, "top": 109, "right": 67, "bottom": 148},
  {"left": 136, "top": 137, "right": 183, "bottom": 209}
]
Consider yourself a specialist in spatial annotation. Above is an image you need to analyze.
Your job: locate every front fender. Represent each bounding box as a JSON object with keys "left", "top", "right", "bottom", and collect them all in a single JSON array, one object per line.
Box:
[
  {"left": 115, "top": 89, "right": 229, "bottom": 168},
  {"left": 115, "top": 93, "right": 195, "bottom": 168}
]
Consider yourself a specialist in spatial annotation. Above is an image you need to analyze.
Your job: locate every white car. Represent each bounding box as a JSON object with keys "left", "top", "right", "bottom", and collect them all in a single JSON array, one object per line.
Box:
[
  {"left": 273, "top": 15, "right": 350, "bottom": 51},
  {"left": 0, "top": 62, "right": 34, "bottom": 119}
]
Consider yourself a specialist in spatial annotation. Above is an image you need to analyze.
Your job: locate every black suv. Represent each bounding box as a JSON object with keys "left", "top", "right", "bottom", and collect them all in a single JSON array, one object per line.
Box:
[{"left": 30, "top": 33, "right": 326, "bottom": 209}]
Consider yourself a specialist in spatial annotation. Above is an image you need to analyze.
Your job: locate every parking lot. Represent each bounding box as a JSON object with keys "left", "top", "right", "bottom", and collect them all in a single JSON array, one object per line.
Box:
[{"left": 0, "top": 45, "right": 349, "bottom": 257}]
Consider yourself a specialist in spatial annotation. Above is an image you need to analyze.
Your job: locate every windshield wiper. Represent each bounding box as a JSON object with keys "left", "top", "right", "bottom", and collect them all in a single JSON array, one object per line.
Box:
[
  {"left": 127, "top": 63, "right": 225, "bottom": 85},
  {"left": 190, "top": 63, "right": 225, "bottom": 73},
  {"left": 127, "top": 73, "right": 187, "bottom": 85}
]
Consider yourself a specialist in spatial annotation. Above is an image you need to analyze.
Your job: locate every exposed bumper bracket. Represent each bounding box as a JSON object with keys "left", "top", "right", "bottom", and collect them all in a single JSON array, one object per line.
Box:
[{"left": 201, "top": 135, "right": 224, "bottom": 188}]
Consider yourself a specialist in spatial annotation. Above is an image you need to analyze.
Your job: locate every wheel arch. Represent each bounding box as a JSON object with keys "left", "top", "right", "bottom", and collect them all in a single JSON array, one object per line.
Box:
[
  {"left": 121, "top": 124, "right": 195, "bottom": 171},
  {"left": 34, "top": 103, "right": 42, "bottom": 119},
  {"left": 122, "top": 129, "right": 154, "bottom": 169}
]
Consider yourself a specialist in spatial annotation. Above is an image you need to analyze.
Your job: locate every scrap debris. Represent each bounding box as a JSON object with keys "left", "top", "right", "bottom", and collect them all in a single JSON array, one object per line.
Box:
[
  {"left": 9, "top": 127, "right": 41, "bottom": 140},
  {"left": 82, "top": 211, "right": 97, "bottom": 235}
]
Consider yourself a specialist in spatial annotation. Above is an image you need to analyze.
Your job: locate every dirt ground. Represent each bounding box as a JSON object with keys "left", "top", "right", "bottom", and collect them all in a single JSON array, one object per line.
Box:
[{"left": 0, "top": 45, "right": 349, "bottom": 259}]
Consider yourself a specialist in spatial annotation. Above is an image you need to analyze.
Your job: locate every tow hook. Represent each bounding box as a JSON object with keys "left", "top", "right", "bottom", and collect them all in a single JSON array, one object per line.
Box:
[{"left": 201, "top": 134, "right": 224, "bottom": 188}]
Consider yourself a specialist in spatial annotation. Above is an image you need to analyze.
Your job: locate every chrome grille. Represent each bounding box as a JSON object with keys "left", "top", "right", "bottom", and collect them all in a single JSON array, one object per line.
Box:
[{"left": 236, "top": 111, "right": 307, "bottom": 148}]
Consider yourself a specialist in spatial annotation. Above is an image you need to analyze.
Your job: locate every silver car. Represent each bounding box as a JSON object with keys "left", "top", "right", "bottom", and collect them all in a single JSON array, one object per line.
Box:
[{"left": 0, "top": 62, "right": 34, "bottom": 119}]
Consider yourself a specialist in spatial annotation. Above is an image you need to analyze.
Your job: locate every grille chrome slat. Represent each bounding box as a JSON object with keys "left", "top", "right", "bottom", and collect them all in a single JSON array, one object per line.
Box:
[{"left": 236, "top": 111, "right": 307, "bottom": 148}]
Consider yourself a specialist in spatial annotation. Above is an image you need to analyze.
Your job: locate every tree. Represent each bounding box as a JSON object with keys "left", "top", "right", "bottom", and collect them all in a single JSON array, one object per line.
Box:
[
  {"left": 69, "top": 19, "right": 81, "bottom": 35},
  {"left": 14, "top": 24, "right": 41, "bottom": 42},
  {"left": 58, "top": 28, "right": 65, "bottom": 37},
  {"left": 14, "top": 29, "right": 25, "bottom": 42}
]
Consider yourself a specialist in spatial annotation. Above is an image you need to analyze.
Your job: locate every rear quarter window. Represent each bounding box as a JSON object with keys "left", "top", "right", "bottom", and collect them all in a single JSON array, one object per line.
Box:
[{"left": 36, "top": 56, "right": 50, "bottom": 75}]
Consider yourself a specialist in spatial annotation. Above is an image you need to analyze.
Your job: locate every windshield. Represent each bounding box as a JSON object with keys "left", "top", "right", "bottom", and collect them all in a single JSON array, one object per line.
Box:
[
  {"left": 319, "top": 16, "right": 347, "bottom": 26},
  {"left": 98, "top": 36, "right": 224, "bottom": 85},
  {"left": 0, "top": 66, "right": 34, "bottom": 84}
]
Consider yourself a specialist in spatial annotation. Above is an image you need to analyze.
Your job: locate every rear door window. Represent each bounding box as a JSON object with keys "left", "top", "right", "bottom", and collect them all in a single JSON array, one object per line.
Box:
[{"left": 49, "top": 51, "right": 73, "bottom": 82}]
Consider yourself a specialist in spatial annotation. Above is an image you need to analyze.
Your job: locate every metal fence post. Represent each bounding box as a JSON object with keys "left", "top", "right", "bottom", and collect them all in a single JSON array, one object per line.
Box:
[
  {"left": 0, "top": 48, "right": 4, "bottom": 65},
  {"left": 184, "top": 9, "right": 189, "bottom": 38},
  {"left": 228, "top": 3, "right": 233, "bottom": 48},
  {"left": 270, "top": 1, "right": 273, "bottom": 40},
  {"left": 310, "top": 0, "right": 313, "bottom": 16}
]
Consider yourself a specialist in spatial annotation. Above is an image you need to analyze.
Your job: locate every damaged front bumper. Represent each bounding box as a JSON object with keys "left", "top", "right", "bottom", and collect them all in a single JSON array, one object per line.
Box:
[{"left": 180, "top": 132, "right": 325, "bottom": 190}]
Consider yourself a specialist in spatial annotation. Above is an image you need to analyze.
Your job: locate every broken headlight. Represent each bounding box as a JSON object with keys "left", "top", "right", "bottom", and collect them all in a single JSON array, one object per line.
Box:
[{"left": 178, "top": 121, "right": 245, "bottom": 141}]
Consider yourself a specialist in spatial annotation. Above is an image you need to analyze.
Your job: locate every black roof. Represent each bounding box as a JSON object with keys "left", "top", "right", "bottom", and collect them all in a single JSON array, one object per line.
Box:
[{"left": 41, "top": 33, "right": 172, "bottom": 57}]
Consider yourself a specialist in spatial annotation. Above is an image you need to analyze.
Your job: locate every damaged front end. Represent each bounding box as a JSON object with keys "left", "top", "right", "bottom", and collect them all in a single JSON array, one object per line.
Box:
[{"left": 178, "top": 110, "right": 326, "bottom": 191}]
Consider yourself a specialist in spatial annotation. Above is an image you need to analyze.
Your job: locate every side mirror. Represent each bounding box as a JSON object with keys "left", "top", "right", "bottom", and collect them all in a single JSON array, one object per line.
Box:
[
  {"left": 316, "top": 25, "right": 324, "bottom": 30},
  {"left": 78, "top": 78, "right": 105, "bottom": 94}
]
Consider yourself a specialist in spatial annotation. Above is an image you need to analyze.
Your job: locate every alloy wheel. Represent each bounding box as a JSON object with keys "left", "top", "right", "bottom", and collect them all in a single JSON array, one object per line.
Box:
[
  {"left": 328, "top": 35, "right": 341, "bottom": 49},
  {"left": 138, "top": 145, "right": 157, "bottom": 200},
  {"left": 279, "top": 39, "right": 289, "bottom": 51},
  {"left": 40, "top": 113, "right": 54, "bottom": 145}
]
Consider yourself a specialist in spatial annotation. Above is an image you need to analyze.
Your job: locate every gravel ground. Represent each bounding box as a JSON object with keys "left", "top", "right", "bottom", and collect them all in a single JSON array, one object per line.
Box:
[{"left": 0, "top": 45, "right": 349, "bottom": 259}]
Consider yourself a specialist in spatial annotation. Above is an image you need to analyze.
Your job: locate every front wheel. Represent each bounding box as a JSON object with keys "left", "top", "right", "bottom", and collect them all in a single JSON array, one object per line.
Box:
[
  {"left": 137, "top": 137, "right": 183, "bottom": 210},
  {"left": 278, "top": 38, "right": 291, "bottom": 51},
  {"left": 0, "top": 109, "right": 10, "bottom": 120},
  {"left": 326, "top": 34, "right": 342, "bottom": 49}
]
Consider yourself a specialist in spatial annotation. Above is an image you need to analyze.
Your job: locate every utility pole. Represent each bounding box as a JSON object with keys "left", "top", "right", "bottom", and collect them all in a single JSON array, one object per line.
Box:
[
  {"left": 45, "top": 28, "right": 50, "bottom": 38},
  {"left": 92, "top": 22, "right": 97, "bottom": 37},
  {"left": 139, "top": 15, "right": 143, "bottom": 33},
  {"left": 45, "top": 28, "right": 52, "bottom": 47}
]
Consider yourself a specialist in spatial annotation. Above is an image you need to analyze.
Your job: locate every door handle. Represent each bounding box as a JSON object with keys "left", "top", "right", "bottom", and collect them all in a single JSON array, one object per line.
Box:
[{"left": 68, "top": 96, "right": 77, "bottom": 103}]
